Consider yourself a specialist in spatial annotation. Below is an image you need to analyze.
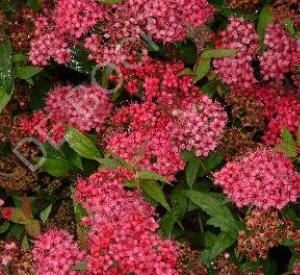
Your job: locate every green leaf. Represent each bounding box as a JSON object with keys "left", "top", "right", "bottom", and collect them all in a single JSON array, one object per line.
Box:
[
  {"left": 296, "top": 126, "right": 300, "bottom": 148},
  {"left": 257, "top": 5, "right": 273, "bottom": 40},
  {"left": 201, "top": 80, "right": 220, "bottom": 97},
  {"left": 72, "top": 261, "right": 87, "bottom": 271},
  {"left": 0, "top": 85, "right": 13, "bottom": 113},
  {"left": 137, "top": 170, "right": 171, "bottom": 185},
  {"left": 25, "top": 0, "right": 42, "bottom": 10},
  {"left": 282, "top": 127, "right": 297, "bottom": 158},
  {"left": 73, "top": 202, "right": 88, "bottom": 222},
  {"left": 14, "top": 66, "right": 42, "bottom": 81},
  {"left": 178, "top": 68, "right": 193, "bottom": 76},
  {"left": 194, "top": 57, "right": 211, "bottom": 82},
  {"left": 141, "top": 181, "right": 171, "bottom": 211},
  {"left": 69, "top": 46, "right": 97, "bottom": 75},
  {"left": 283, "top": 17, "right": 295, "bottom": 37},
  {"left": 12, "top": 53, "right": 28, "bottom": 64},
  {"left": 202, "top": 232, "right": 236, "bottom": 263},
  {"left": 25, "top": 219, "right": 41, "bottom": 238},
  {"left": 65, "top": 126, "right": 102, "bottom": 160},
  {"left": 40, "top": 204, "right": 52, "bottom": 224},
  {"left": 0, "top": 221, "right": 10, "bottom": 234},
  {"left": 207, "top": 215, "right": 240, "bottom": 233},
  {"left": 96, "top": 158, "right": 119, "bottom": 169},
  {"left": 201, "top": 48, "right": 237, "bottom": 59},
  {"left": 22, "top": 235, "right": 30, "bottom": 250},
  {"left": 200, "top": 151, "right": 224, "bottom": 174},
  {"left": 43, "top": 158, "right": 72, "bottom": 176},
  {"left": 186, "top": 157, "right": 201, "bottom": 188}
]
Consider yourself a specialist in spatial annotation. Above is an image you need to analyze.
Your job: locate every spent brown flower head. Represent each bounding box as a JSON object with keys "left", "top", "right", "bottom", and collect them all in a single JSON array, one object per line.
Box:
[{"left": 238, "top": 209, "right": 287, "bottom": 261}]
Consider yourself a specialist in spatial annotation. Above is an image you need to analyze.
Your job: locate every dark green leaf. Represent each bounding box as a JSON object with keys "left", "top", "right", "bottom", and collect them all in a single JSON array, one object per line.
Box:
[
  {"left": 69, "top": 46, "right": 97, "bottom": 75},
  {"left": 0, "top": 221, "right": 10, "bottom": 234},
  {"left": 0, "top": 85, "right": 13, "bottom": 113},
  {"left": 65, "top": 126, "right": 102, "bottom": 160},
  {"left": 186, "top": 157, "right": 201, "bottom": 188},
  {"left": 14, "top": 66, "right": 42, "bottom": 81},
  {"left": 141, "top": 181, "right": 171, "bottom": 211},
  {"left": 43, "top": 158, "right": 72, "bottom": 177},
  {"left": 137, "top": 170, "right": 171, "bottom": 185},
  {"left": 22, "top": 235, "right": 30, "bottom": 250}
]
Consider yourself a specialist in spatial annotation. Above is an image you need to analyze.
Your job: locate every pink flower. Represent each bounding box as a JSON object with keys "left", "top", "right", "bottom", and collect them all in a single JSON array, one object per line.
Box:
[
  {"left": 214, "top": 148, "right": 300, "bottom": 210},
  {"left": 75, "top": 168, "right": 179, "bottom": 274},
  {"left": 213, "top": 17, "right": 259, "bottom": 90},
  {"left": 33, "top": 230, "right": 86, "bottom": 275}
]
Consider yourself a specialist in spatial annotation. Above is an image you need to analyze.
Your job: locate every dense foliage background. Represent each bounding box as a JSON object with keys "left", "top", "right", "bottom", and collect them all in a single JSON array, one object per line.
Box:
[{"left": 0, "top": 0, "right": 300, "bottom": 274}]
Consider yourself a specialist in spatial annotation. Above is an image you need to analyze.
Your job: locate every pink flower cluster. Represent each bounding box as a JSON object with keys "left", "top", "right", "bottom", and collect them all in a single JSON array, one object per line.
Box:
[
  {"left": 106, "top": 92, "right": 227, "bottom": 179},
  {"left": 259, "top": 24, "right": 300, "bottom": 81},
  {"left": 213, "top": 17, "right": 259, "bottom": 89},
  {"left": 241, "top": 86, "right": 300, "bottom": 145},
  {"left": 120, "top": 58, "right": 199, "bottom": 107},
  {"left": 29, "top": 0, "right": 103, "bottom": 66},
  {"left": 214, "top": 148, "right": 300, "bottom": 210},
  {"left": 20, "top": 84, "right": 112, "bottom": 144},
  {"left": 30, "top": 0, "right": 213, "bottom": 66},
  {"left": 32, "top": 230, "right": 86, "bottom": 275},
  {"left": 171, "top": 96, "right": 227, "bottom": 157},
  {"left": 75, "top": 168, "right": 179, "bottom": 274},
  {"left": 107, "top": 103, "right": 184, "bottom": 181}
]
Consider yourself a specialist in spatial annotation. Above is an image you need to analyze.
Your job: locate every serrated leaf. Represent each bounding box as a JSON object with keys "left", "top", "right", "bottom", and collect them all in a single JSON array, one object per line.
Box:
[
  {"left": 194, "top": 57, "right": 211, "bottom": 82},
  {"left": 141, "top": 181, "right": 171, "bottom": 211},
  {"left": 65, "top": 126, "right": 102, "bottom": 160},
  {"left": 137, "top": 170, "right": 171, "bottom": 185},
  {"left": 14, "top": 66, "right": 42, "bottom": 81},
  {"left": 43, "top": 158, "right": 72, "bottom": 176},
  {"left": 205, "top": 232, "right": 236, "bottom": 262},
  {"left": 201, "top": 48, "right": 237, "bottom": 59},
  {"left": 186, "top": 157, "right": 201, "bottom": 188},
  {"left": 207, "top": 215, "right": 240, "bottom": 233},
  {"left": 40, "top": 204, "right": 52, "bottom": 224},
  {"left": 282, "top": 127, "right": 297, "bottom": 158},
  {"left": 25, "top": 219, "right": 41, "bottom": 238}
]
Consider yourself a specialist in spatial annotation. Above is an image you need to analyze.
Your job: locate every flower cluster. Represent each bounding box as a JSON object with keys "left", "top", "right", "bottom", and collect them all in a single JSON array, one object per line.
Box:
[
  {"left": 75, "top": 168, "right": 179, "bottom": 274},
  {"left": 29, "top": 0, "right": 213, "bottom": 66},
  {"left": 238, "top": 210, "right": 287, "bottom": 261},
  {"left": 259, "top": 24, "right": 300, "bottom": 81},
  {"left": 20, "top": 84, "right": 112, "bottom": 143},
  {"left": 213, "top": 17, "right": 259, "bottom": 89},
  {"left": 171, "top": 96, "right": 227, "bottom": 157},
  {"left": 106, "top": 92, "right": 226, "bottom": 179},
  {"left": 214, "top": 148, "right": 300, "bottom": 210},
  {"left": 119, "top": 58, "right": 199, "bottom": 107},
  {"left": 246, "top": 86, "right": 300, "bottom": 145},
  {"left": 32, "top": 229, "right": 86, "bottom": 275}
]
